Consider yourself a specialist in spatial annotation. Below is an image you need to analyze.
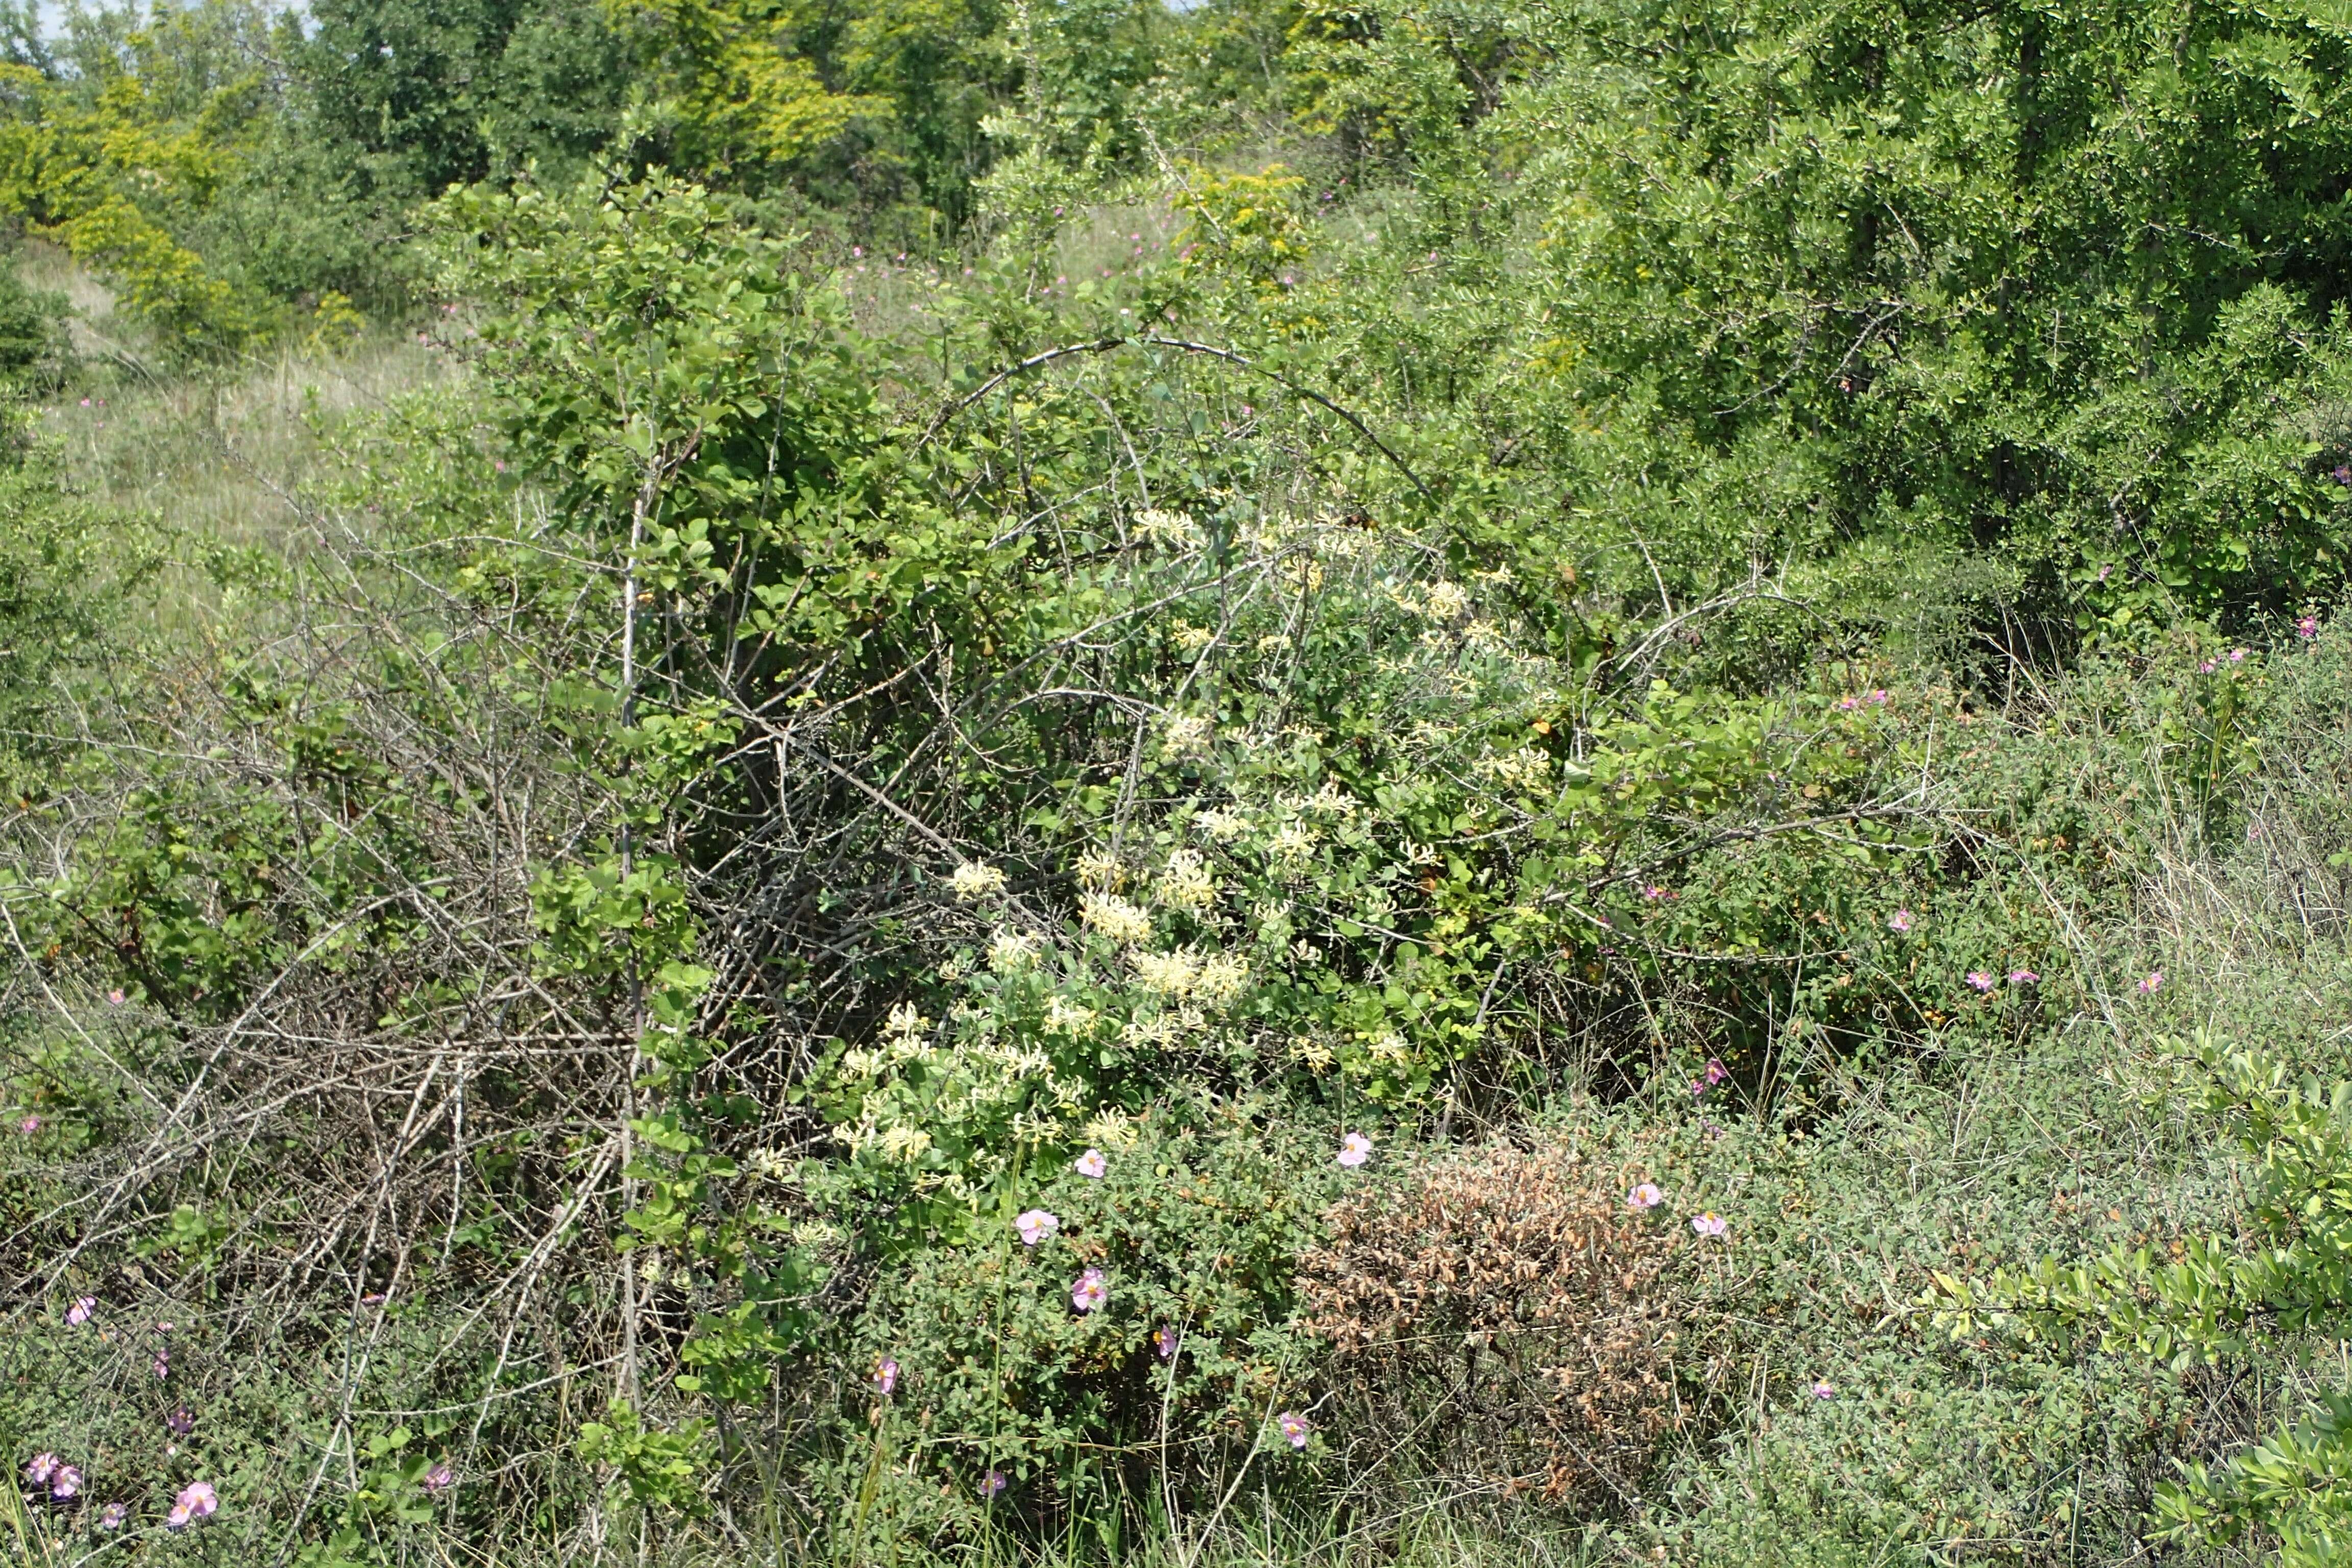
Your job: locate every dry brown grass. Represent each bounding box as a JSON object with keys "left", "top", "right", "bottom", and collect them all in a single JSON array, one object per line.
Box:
[{"left": 1300, "top": 1139, "right": 1684, "bottom": 1512}]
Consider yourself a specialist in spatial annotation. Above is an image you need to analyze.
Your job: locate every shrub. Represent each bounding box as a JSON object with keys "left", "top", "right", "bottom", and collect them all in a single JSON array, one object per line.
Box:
[
  {"left": 1301, "top": 1139, "right": 1684, "bottom": 1507},
  {"left": 843, "top": 1101, "right": 1341, "bottom": 1523}
]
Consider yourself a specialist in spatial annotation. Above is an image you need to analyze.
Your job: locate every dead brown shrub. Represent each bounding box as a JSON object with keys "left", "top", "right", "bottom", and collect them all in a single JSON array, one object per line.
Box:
[{"left": 1300, "top": 1139, "right": 1684, "bottom": 1509}]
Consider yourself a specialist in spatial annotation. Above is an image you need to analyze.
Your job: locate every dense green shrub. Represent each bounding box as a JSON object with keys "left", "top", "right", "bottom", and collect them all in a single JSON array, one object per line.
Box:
[{"left": 832, "top": 1101, "right": 1340, "bottom": 1537}]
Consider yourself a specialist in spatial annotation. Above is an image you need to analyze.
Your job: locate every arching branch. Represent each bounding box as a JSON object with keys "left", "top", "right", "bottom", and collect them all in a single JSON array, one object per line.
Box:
[{"left": 917, "top": 333, "right": 1439, "bottom": 503}]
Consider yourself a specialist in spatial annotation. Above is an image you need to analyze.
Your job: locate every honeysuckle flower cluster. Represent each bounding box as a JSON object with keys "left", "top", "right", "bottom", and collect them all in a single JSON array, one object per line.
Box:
[
  {"left": 987, "top": 927, "right": 1040, "bottom": 973},
  {"left": 1155, "top": 849, "right": 1218, "bottom": 911},
  {"left": 1133, "top": 508, "right": 1200, "bottom": 549},
  {"left": 1080, "top": 1109, "right": 1138, "bottom": 1151},
  {"left": 1407, "top": 578, "right": 1469, "bottom": 623},
  {"left": 1129, "top": 947, "right": 1249, "bottom": 1006},
  {"left": 1161, "top": 713, "right": 1214, "bottom": 759},
  {"left": 1194, "top": 804, "right": 1250, "bottom": 841},
  {"left": 1266, "top": 820, "right": 1320, "bottom": 874},
  {"left": 1081, "top": 892, "right": 1154, "bottom": 944},
  {"left": 950, "top": 861, "right": 1008, "bottom": 901}
]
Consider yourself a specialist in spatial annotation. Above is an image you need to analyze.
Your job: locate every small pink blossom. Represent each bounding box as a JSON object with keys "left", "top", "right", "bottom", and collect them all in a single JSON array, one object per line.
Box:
[
  {"left": 51, "top": 1464, "right": 81, "bottom": 1500},
  {"left": 2230, "top": 648, "right": 2247, "bottom": 664},
  {"left": 1154, "top": 1324, "right": 1180, "bottom": 1360},
  {"left": 152, "top": 1348, "right": 168, "bottom": 1380},
  {"left": 1071, "top": 1267, "right": 1109, "bottom": 1313},
  {"left": 166, "top": 1481, "right": 217, "bottom": 1529},
  {"left": 1627, "top": 1182, "right": 1663, "bottom": 1210},
  {"left": 873, "top": 1357, "right": 899, "bottom": 1396},
  {"left": 96, "top": 1502, "right": 127, "bottom": 1530},
  {"left": 2008, "top": 969, "right": 2039, "bottom": 986},
  {"left": 1836, "top": 695, "right": 1858, "bottom": 711},
  {"left": 1966, "top": 970, "right": 1995, "bottom": 992},
  {"left": 1889, "top": 909, "right": 1913, "bottom": 933},
  {"left": 165, "top": 1406, "right": 194, "bottom": 1437},
  {"left": 1640, "top": 883, "right": 1671, "bottom": 900},
  {"left": 420, "top": 1462, "right": 453, "bottom": 1496},
  {"left": 1811, "top": 1380, "right": 1835, "bottom": 1400},
  {"left": 65, "top": 1296, "right": 94, "bottom": 1326},
  {"left": 2300, "top": 615, "right": 2320, "bottom": 640},
  {"left": 1336, "top": 1131, "right": 1373, "bottom": 1168},
  {"left": 980, "top": 1469, "right": 1008, "bottom": 1499},
  {"left": 1691, "top": 1211, "right": 1729, "bottom": 1240},
  {"left": 1074, "top": 1147, "right": 1107, "bottom": 1179},
  {"left": 105, "top": 988, "right": 124, "bottom": 1007},
  {"left": 1869, "top": 689, "right": 1890, "bottom": 704},
  {"left": 1015, "top": 1209, "right": 1059, "bottom": 1247},
  {"left": 24, "top": 1453, "right": 57, "bottom": 1485},
  {"left": 2198, "top": 659, "right": 2217, "bottom": 674},
  {"left": 1277, "top": 1412, "right": 1311, "bottom": 1449},
  {"left": 17, "top": 1114, "right": 38, "bottom": 1134},
  {"left": 2138, "top": 971, "right": 2164, "bottom": 995}
]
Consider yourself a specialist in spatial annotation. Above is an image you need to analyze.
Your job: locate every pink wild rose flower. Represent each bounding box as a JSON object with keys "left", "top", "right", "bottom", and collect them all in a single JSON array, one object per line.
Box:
[{"left": 1071, "top": 1268, "right": 1109, "bottom": 1313}]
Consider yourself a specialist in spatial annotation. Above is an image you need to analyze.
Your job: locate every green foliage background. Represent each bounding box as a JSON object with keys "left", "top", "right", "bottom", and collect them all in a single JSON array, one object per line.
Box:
[{"left": 4, "top": 0, "right": 2352, "bottom": 1563}]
